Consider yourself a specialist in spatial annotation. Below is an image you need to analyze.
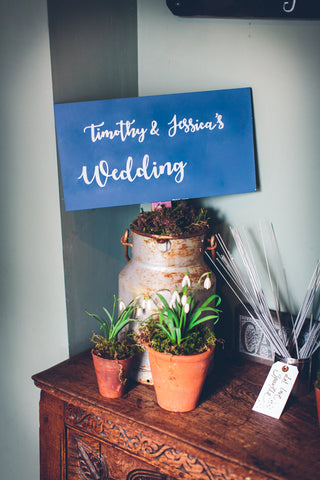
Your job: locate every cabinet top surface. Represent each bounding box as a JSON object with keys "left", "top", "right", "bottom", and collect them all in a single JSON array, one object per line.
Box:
[{"left": 33, "top": 351, "right": 320, "bottom": 480}]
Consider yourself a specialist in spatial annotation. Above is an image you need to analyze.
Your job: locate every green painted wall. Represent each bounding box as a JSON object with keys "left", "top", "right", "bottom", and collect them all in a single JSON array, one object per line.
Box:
[{"left": 0, "top": 1, "right": 69, "bottom": 478}]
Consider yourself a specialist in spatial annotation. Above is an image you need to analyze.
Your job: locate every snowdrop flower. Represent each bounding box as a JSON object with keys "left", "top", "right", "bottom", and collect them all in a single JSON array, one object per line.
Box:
[
  {"left": 141, "top": 297, "right": 147, "bottom": 310},
  {"left": 136, "top": 306, "right": 143, "bottom": 318},
  {"left": 169, "top": 290, "right": 180, "bottom": 309},
  {"left": 119, "top": 300, "right": 126, "bottom": 313},
  {"left": 181, "top": 294, "right": 188, "bottom": 306},
  {"left": 204, "top": 274, "right": 211, "bottom": 290},
  {"left": 181, "top": 273, "right": 191, "bottom": 288},
  {"left": 184, "top": 302, "right": 190, "bottom": 314}
]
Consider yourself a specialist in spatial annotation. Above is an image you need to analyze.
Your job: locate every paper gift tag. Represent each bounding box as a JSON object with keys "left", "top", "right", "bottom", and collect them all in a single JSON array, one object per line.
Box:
[{"left": 252, "top": 361, "right": 299, "bottom": 419}]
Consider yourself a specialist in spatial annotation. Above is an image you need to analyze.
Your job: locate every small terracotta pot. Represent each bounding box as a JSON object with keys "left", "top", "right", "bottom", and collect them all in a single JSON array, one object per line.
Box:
[
  {"left": 92, "top": 351, "right": 132, "bottom": 398},
  {"left": 315, "top": 387, "right": 320, "bottom": 427},
  {"left": 145, "top": 345, "right": 214, "bottom": 412}
]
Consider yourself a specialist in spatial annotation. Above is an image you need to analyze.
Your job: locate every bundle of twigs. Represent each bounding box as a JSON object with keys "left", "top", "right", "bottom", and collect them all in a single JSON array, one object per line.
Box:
[{"left": 206, "top": 224, "right": 320, "bottom": 360}]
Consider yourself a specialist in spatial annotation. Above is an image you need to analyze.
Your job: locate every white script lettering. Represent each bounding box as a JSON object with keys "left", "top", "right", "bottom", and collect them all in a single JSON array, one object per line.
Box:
[
  {"left": 83, "top": 120, "right": 148, "bottom": 143},
  {"left": 283, "top": 0, "right": 296, "bottom": 13},
  {"left": 168, "top": 113, "right": 224, "bottom": 137},
  {"left": 78, "top": 155, "right": 187, "bottom": 187}
]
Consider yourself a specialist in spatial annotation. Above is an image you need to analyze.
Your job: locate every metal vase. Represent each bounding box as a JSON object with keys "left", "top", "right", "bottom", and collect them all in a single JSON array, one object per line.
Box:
[
  {"left": 274, "top": 353, "right": 312, "bottom": 397},
  {"left": 119, "top": 228, "right": 216, "bottom": 384}
]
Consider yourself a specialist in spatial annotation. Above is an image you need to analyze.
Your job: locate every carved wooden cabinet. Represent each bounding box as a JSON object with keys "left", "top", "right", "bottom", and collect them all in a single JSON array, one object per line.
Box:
[{"left": 33, "top": 351, "right": 320, "bottom": 480}]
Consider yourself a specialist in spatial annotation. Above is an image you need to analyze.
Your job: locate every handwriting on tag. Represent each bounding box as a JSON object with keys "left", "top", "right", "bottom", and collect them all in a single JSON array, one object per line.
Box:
[{"left": 252, "top": 361, "right": 299, "bottom": 419}]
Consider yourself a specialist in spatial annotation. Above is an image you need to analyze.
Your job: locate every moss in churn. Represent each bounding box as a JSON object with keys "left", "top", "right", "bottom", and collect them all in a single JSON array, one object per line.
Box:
[{"left": 130, "top": 202, "right": 209, "bottom": 236}]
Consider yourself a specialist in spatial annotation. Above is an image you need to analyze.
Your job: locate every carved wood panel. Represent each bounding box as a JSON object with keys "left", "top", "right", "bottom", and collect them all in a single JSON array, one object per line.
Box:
[
  {"left": 66, "top": 428, "right": 172, "bottom": 480},
  {"left": 64, "top": 403, "right": 259, "bottom": 480}
]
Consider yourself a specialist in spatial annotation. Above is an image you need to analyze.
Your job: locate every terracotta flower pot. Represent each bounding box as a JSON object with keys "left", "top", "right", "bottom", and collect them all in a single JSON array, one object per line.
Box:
[
  {"left": 315, "top": 387, "right": 320, "bottom": 427},
  {"left": 145, "top": 345, "right": 214, "bottom": 412},
  {"left": 92, "top": 351, "right": 132, "bottom": 398}
]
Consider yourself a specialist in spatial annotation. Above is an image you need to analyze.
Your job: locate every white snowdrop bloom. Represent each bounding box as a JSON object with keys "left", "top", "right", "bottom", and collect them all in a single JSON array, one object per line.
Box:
[
  {"left": 141, "top": 297, "right": 146, "bottom": 310},
  {"left": 119, "top": 300, "right": 126, "bottom": 313},
  {"left": 181, "top": 294, "right": 188, "bottom": 306},
  {"left": 170, "top": 290, "right": 180, "bottom": 309},
  {"left": 146, "top": 297, "right": 153, "bottom": 311},
  {"left": 136, "top": 306, "right": 143, "bottom": 318},
  {"left": 204, "top": 275, "right": 211, "bottom": 290},
  {"left": 184, "top": 303, "right": 190, "bottom": 314},
  {"left": 181, "top": 274, "right": 191, "bottom": 288}
]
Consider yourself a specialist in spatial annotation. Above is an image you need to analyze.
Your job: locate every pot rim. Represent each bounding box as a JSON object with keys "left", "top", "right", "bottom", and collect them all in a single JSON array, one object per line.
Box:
[
  {"left": 91, "top": 349, "right": 133, "bottom": 362},
  {"left": 130, "top": 226, "right": 207, "bottom": 241},
  {"left": 144, "top": 343, "right": 214, "bottom": 362}
]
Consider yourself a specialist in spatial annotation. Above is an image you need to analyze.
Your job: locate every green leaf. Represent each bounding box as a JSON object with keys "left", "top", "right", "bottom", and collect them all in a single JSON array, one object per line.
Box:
[
  {"left": 156, "top": 292, "right": 171, "bottom": 310},
  {"left": 189, "top": 314, "right": 219, "bottom": 330},
  {"left": 157, "top": 323, "right": 176, "bottom": 343}
]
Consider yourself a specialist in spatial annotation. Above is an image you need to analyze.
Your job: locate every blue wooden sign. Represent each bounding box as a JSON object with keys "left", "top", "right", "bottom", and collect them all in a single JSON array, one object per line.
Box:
[{"left": 54, "top": 88, "right": 256, "bottom": 211}]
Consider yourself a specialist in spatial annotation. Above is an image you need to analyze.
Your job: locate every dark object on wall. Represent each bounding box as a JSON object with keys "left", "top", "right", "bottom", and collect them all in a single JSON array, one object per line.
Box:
[{"left": 166, "top": 0, "right": 320, "bottom": 20}]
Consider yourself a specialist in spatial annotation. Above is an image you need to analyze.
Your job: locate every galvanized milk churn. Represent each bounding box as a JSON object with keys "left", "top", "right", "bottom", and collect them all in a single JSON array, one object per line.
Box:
[{"left": 119, "top": 228, "right": 217, "bottom": 384}]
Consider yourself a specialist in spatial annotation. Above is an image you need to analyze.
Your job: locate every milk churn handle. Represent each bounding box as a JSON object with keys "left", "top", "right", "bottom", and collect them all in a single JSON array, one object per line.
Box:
[
  {"left": 120, "top": 229, "right": 132, "bottom": 262},
  {"left": 206, "top": 234, "right": 217, "bottom": 262}
]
